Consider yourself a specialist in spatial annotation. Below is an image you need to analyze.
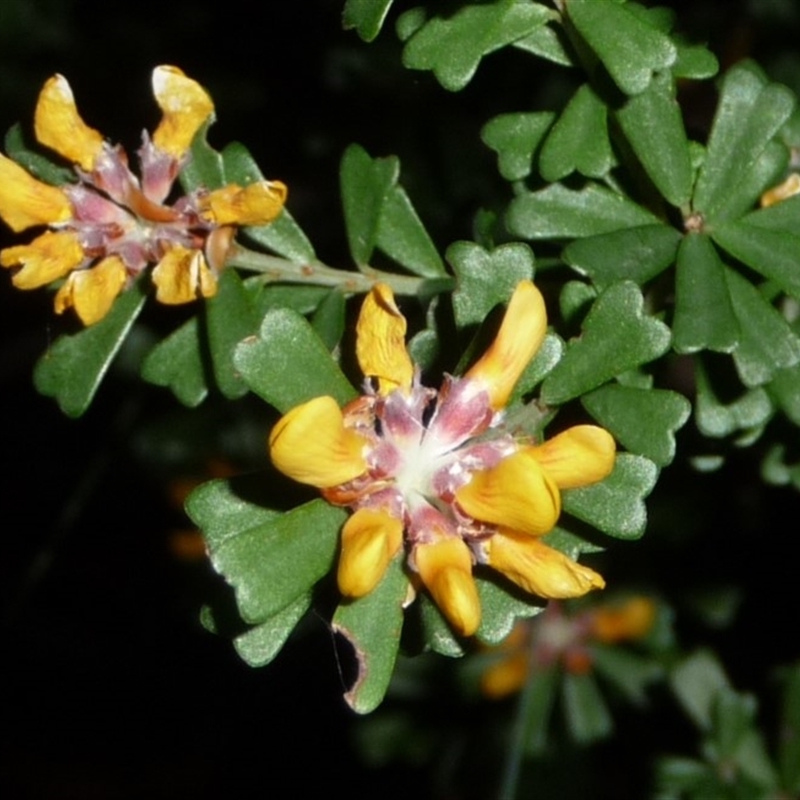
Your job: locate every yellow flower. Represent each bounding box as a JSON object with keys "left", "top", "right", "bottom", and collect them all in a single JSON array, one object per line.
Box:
[
  {"left": 0, "top": 66, "right": 287, "bottom": 325},
  {"left": 269, "top": 280, "right": 615, "bottom": 637}
]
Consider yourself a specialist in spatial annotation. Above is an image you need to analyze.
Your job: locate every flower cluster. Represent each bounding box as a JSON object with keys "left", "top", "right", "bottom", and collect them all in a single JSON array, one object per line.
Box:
[
  {"left": 0, "top": 66, "right": 287, "bottom": 325},
  {"left": 269, "top": 280, "right": 616, "bottom": 637}
]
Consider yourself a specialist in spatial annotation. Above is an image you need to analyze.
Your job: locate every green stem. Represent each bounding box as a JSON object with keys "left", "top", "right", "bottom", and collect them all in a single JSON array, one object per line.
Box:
[{"left": 227, "top": 243, "right": 447, "bottom": 296}]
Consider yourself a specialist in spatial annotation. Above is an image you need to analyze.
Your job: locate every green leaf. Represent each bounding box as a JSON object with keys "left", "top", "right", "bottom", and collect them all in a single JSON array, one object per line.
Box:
[
  {"left": 562, "top": 224, "right": 680, "bottom": 289},
  {"left": 343, "top": 0, "right": 394, "bottom": 41},
  {"left": 523, "top": 665, "right": 560, "bottom": 754},
  {"left": 475, "top": 576, "right": 544, "bottom": 646},
  {"left": 673, "top": 233, "right": 740, "bottom": 354},
  {"left": 4, "top": 123, "right": 74, "bottom": 185},
  {"left": 234, "top": 594, "right": 311, "bottom": 667},
  {"left": 186, "top": 473, "right": 282, "bottom": 553},
  {"left": 418, "top": 593, "right": 465, "bottom": 657},
  {"left": 724, "top": 267, "right": 800, "bottom": 387},
  {"left": 33, "top": 278, "right": 148, "bottom": 417},
  {"left": 693, "top": 62, "right": 796, "bottom": 219},
  {"left": 591, "top": 645, "right": 663, "bottom": 704},
  {"left": 769, "top": 363, "right": 800, "bottom": 426},
  {"left": 401, "top": 1, "right": 551, "bottom": 91},
  {"left": 565, "top": 0, "right": 677, "bottom": 95},
  {"left": 211, "top": 499, "right": 347, "bottom": 623},
  {"left": 511, "top": 333, "right": 565, "bottom": 399},
  {"left": 507, "top": 183, "right": 658, "bottom": 240},
  {"left": 180, "top": 120, "right": 225, "bottom": 192},
  {"left": 481, "top": 111, "right": 555, "bottom": 181},
  {"left": 739, "top": 192, "right": 800, "bottom": 233},
  {"left": 670, "top": 650, "right": 731, "bottom": 731},
  {"left": 140, "top": 317, "right": 208, "bottom": 407},
  {"left": 672, "top": 42, "right": 719, "bottom": 80},
  {"left": 559, "top": 280, "right": 597, "bottom": 324},
  {"left": 778, "top": 663, "right": 800, "bottom": 793},
  {"left": 311, "top": 289, "right": 346, "bottom": 350},
  {"left": 541, "top": 281, "right": 671, "bottom": 405},
  {"left": 234, "top": 308, "right": 356, "bottom": 413},
  {"left": 448, "top": 241, "right": 535, "bottom": 328},
  {"left": 539, "top": 84, "right": 614, "bottom": 181},
  {"left": 333, "top": 555, "right": 409, "bottom": 713},
  {"left": 562, "top": 671, "right": 613, "bottom": 743},
  {"left": 582, "top": 384, "right": 690, "bottom": 467},
  {"left": 513, "top": 23, "right": 573, "bottom": 67},
  {"left": 615, "top": 71, "right": 693, "bottom": 207},
  {"left": 561, "top": 454, "right": 658, "bottom": 540}
]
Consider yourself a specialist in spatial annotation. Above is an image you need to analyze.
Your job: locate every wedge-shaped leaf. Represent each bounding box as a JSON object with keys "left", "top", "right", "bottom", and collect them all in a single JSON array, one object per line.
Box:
[
  {"left": 401, "top": 1, "right": 551, "bottom": 91},
  {"left": 448, "top": 241, "right": 535, "bottom": 328},
  {"left": 311, "top": 289, "right": 346, "bottom": 350},
  {"left": 615, "top": 71, "right": 693, "bottom": 207},
  {"left": 582, "top": 384, "right": 690, "bottom": 467},
  {"left": 513, "top": 22, "right": 573, "bottom": 67},
  {"left": 769, "top": 363, "right": 800, "bottom": 426},
  {"left": 693, "top": 62, "right": 796, "bottom": 219},
  {"left": 592, "top": 645, "right": 663, "bottom": 705},
  {"left": 694, "top": 362, "right": 773, "bottom": 437},
  {"left": 672, "top": 42, "right": 719, "bottom": 80},
  {"left": 340, "top": 144, "right": 445, "bottom": 276},
  {"left": 673, "top": 233, "right": 739, "bottom": 354},
  {"left": 34, "top": 278, "right": 148, "bottom": 417},
  {"left": 539, "top": 84, "right": 614, "bottom": 181},
  {"left": 475, "top": 575, "right": 545, "bottom": 646},
  {"left": 713, "top": 219, "right": 800, "bottom": 300},
  {"left": 563, "top": 224, "right": 680, "bottom": 289},
  {"left": 670, "top": 649, "right": 730, "bottom": 731},
  {"left": 333, "top": 555, "right": 408, "bottom": 713},
  {"left": 725, "top": 267, "right": 800, "bottom": 387},
  {"left": 559, "top": 281, "right": 597, "bottom": 325},
  {"left": 565, "top": 0, "right": 677, "bottom": 95},
  {"left": 562, "top": 454, "right": 657, "bottom": 540},
  {"left": 511, "top": 334, "right": 565, "bottom": 400},
  {"left": 541, "top": 281, "right": 671, "bottom": 404},
  {"left": 186, "top": 473, "right": 282, "bottom": 552},
  {"left": 141, "top": 317, "right": 208, "bottom": 407},
  {"left": 211, "top": 499, "right": 346, "bottom": 623},
  {"left": 740, "top": 192, "right": 800, "bottom": 233},
  {"left": 180, "top": 120, "right": 225, "bottom": 192},
  {"left": 418, "top": 592, "right": 465, "bottom": 657},
  {"left": 4, "top": 123, "right": 74, "bottom": 185},
  {"left": 234, "top": 594, "right": 311, "bottom": 667},
  {"left": 562, "top": 671, "right": 612, "bottom": 743},
  {"left": 234, "top": 308, "right": 356, "bottom": 413},
  {"left": 508, "top": 183, "right": 658, "bottom": 240},
  {"left": 481, "top": 111, "right": 555, "bottom": 181},
  {"left": 762, "top": 445, "right": 800, "bottom": 490},
  {"left": 523, "top": 665, "right": 560, "bottom": 755},
  {"left": 343, "top": 0, "right": 394, "bottom": 42}
]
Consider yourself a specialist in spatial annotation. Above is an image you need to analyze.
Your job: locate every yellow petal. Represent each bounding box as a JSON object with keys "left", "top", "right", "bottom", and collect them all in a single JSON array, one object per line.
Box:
[
  {"left": 0, "top": 153, "right": 72, "bottom": 232},
  {"left": 1, "top": 230, "right": 84, "bottom": 289},
  {"left": 761, "top": 173, "right": 800, "bottom": 207},
  {"left": 488, "top": 530, "right": 605, "bottom": 599},
  {"left": 481, "top": 652, "right": 529, "bottom": 699},
  {"left": 528, "top": 425, "right": 616, "bottom": 490},
  {"left": 463, "top": 279, "right": 547, "bottom": 410},
  {"left": 54, "top": 256, "right": 127, "bottom": 325},
  {"left": 414, "top": 537, "right": 480, "bottom": 636},
  {"left": 269, "top": 395, "right": 369, "bottom": 488},
  {"left": 356, "top": 283, "right": 414, "bottom": 394},
  {"left": 456, "top": 448, "right": 561, "bottom": 536},
  {"left": 151, "top": 65, "right": 215, "bottom": 159},
  {"left": 337, "top": 508, "right": 403, "bottom": 597},
  {"left": 199, "top": 181, "right": 288, "bottom": 226},
  {"left": 590, "top": 596, "right": 656, "bottom": 643},
  {"left": 151, "top": 246, "right": 217, "bottom": 305},
  {"left": 34, "top": 74, "right": 104, "bottom": 171}
]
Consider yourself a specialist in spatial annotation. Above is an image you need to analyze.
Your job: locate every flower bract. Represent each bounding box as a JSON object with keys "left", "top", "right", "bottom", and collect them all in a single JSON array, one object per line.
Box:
[
  {"left": 0, "top": 66, "right": 287, "bottom": 325},
  {"left": 269, "top": 280, "right": 616, "bottom": 637}
]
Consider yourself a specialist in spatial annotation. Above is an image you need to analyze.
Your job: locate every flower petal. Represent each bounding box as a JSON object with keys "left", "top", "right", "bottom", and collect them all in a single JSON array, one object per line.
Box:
[
  {"left": 481, "top": 652, "right": 529, "bottom": 699},
  {"left": 464, "top": 279, "right": 547, "bottom": 410},
  {"left": 151, "top": 66, "right": 215, "bottom": 159},
  {"left": 54, "top": 256, "right": 127, "bottom": 325},
  {"left": 1, "top": 230, "right": 84, "bottom": 289},
  {"left": 337, "top": 507, "right": 403, "bottom": 597},
  {"left": 269, "top": 395, "right": 369, "bottom": 488},
  {"left": 34, "top": 74, "right": 104, "bottom": 171},
  {"left": 356, "top": 283, "right": 414, "bottom": 395},
  {"left": 590, "top": 596, "right": 655, "bottom": 643},
  {"left": 0, "top": 153, "right": 72, "bottom": 232},
  {"left": 488, "top": 530, "right": 605, "bottom": 599},
  {"left": 528, "top": 425, "right": 616, "bottom": 490},
  {"left": 199, "top": 181, "right": 288, "bottom": 226},
  {"left": 151, "top": 246, "right": 217, "bottom": 305},
  {"left": 414, "top": 537, "right": 480, "bottom": 637},
  {"left": 456, "top": 447, "right": 561, "bottom": 536}
]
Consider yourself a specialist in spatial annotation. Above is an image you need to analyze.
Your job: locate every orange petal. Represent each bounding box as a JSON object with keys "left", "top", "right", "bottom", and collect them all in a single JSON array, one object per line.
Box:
[
  {"left": 0, "top": 153, "right": 72, "bottom": 232},
  {"left": 463, "top": 279, "right": 547, "bottom": 410},
  {"left": 151, "top": 66, "right": 215, "bottom": 159},
  {"left": 528, "top": 425, "right": 616, "bottom": 490},
  {"left": 199, "top": 181, "right": 288, "bottom": 226},
  {"left": 488, "top": 530, "right": 605, "bottom": 599},
  {"left": 34, "top": 74, "right": 104, "bottom": 171},
  {"left": 414, "top": 537, "right": 480, "bottom": 636},
  {"left": 356, "top": 283, "right": 414, "bottom": 394},
  {"left": 760, "top": 173, "right": 800, "bottom": 207},
  {"left": 151, "top": 246, "right": 217, "bottom": 305},
  {"left": 337, "top": 508, "right": 403, "bottom": 597},
  {"left": 1, "top": 230, "right": 84, "bottom": 289},
  {"left": 456, "top": 448, "right": 561, "bottom": 536},
  {"left": 590, "top": 596, "right": 656, "bottom": 643},
  {"left": 481, "top": 652, "right": 529, "bottom": 699},
  {"left": 269, "top": 395, "right": 369, "bottom": 488},
  {"left": 54, "top": 256, "right": 127, "bottom": 325}
]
